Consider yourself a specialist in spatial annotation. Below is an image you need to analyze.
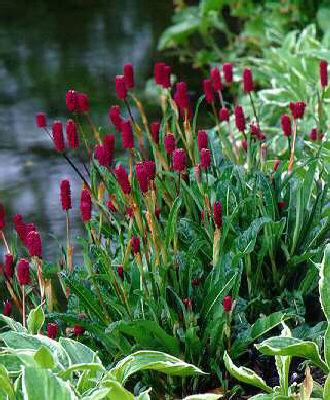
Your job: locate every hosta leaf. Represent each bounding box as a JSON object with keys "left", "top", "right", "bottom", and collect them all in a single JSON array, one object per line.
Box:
[
  {"left": 59, "top": 337, "right": 102, "bottom": 365},
  {"left": 256, "top": 337, "right": 328, "bottom": 373},
  {"left": 81, "top": 388, "right": 111, "bottom": 400},
  {"left": 58, "top": 363, "right": 105, "bottom": 380},
  {"left": 182, "top": 394, "right": 222, "bottom": 399},
  {"left": 319, "top": 244, "right": 330, "bottom": 366},
  {"left": 34, "top": 346, "right": 55, "bottom": 369},
  {"left": 27, "top": 305, "right": 45, "bottom": 335},
  {"left": 0, "top": 315, "right": 27, "bottom": 333},
  {"left": 106, "top": 350, "right": 206, "bottom": 384},
  {"left": 21, "top": 366, "right": 76, "bottom": 399},
  {"left": 223, "top": 351, "right": 272, "bottom": 393},
  {"left": 101, "top": 380, "right": 134, "bottom": 400},
  {"left": 0, "top": 364, "right": 15, "bottom": 400}
]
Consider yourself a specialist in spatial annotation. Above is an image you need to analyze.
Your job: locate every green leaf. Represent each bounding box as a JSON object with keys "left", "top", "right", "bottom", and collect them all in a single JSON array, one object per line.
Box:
[
  {"left": 81, "top": 388, "right": 111, "bottom": 400},
  {"left": 320, "top": 244, "right": 330, "bottom": 367},
  {"left": 324, "top": 374, "right": 330, "bottom": 400},
  {"left": 235, "top": 217, "right": 271, "bottom": 255},
  {"left": 58, "top": 363, "right": 105, "bottom": 380},
  {"left": 27, "top": 305, "right": 45, "bottom": 334},
  {"left": 0, "top": 314, "right": 27, "bottom": 332},
  {"left": 223, "top": 351, "right": 272, "bottom": 393},
  {"left": 101, "top": 380, "right": 134, "bottom": 400},
  {"left": 200, "top": 0, "right": 222, "bottom": 15},
  {"left": 165, "top": 197, "right": 182, "bottom": 248},
  {"left": 256, "top": 337, "right": 328, "bottom": 373},
  {"left": 158, "top": 15, "right": 200, "bottom": 50},
  {"left": 182, "top": 394, "right": 222, "bottom": 399},
  {"left": 0, "top": 364, "right": 15, "bottom": 400},
  {"left": 106, "top": 351, "right": 205, "bottom": 384},
  {"left": 34, "top": 346, "right": 55, "bottom": 369},
  {"left": 21, "top": 366, "right": 76, "bottom": 399},
  {"left": 59, "top": 337, "right": 102, "bottom": 365}
]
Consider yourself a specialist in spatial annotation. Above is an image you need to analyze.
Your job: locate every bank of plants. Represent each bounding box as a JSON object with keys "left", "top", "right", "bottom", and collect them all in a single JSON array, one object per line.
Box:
[{"left": 0, "top": 54, "right": 329, "bottom": 398}]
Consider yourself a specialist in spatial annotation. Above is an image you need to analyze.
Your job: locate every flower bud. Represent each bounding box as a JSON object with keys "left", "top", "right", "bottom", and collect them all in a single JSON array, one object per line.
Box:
[
  {"left": 135, "top": 162, "right": 149, "bottom": 193},
  {"left": 52, "top": 121, "right": 65, "bottom": 152},
  {"left": 66, "top": 90, "right": 78, "bottom": 111},
  {"left": 309, "top": 128, "right": 323, "bottom": 141},
  {"left": 47, "top": 323, "right": 58, "bottom": 340},
  {"left": 234, "top": 105, "right": 246, "bottom": 132},
  {"left": 131, "top": 236, "right": 140, "bottom": 255},
  {"left": 192, "top": 278, "right": 201, "bottom": 287},
  {"left": 104, "top": 134, "right": 115, "bottom": 158},
  {"left": 114, "top": 164, "right": 131, "bottom": 194},
  {"left": 4, "top": 254, "right": 14, "bottom": 280},
  {"left": 36, "top": 112, "right": 47, "bottom": 128},
  {"left": 17, "top": 258, "right": 30, "bottom": 285},
  {"left": 197, "top": 130, "right": 208, "bottom": 151},
  {"left": 162, "top": 65, "right": 171, "bottom": 88},
  {"left": 123, "top": 63, "right": 134, "bottom": 89},
  {"left": 121, "top": 120, "right": 134, "bottom": 149},
  {"left": 223, "top": 63, "right": 233, "bottom": 84},
  {"left": 203, "top": 79, "right": 214, "bottom": 104},
  {"left": 278, "top": 201, "right": 286, "bottom": 210},
  {"left": 108, "top": 105, "right": 122, "bottom": 131},
  {"left": 73, "top": 325, "right": 85, "bottom": 336},
  {"left": 289, "top": 101, "right": 306, "bottom": 119},
  {"left": 172, "top": 148, "right": 186, "bottom": 172},
  {"left": 26, "top": 230, "right": 42, "bottom": 258},
  {"left": 281, "top": 114, "right": 291, "bottom": 137},
  {"left": 94, "top": 144, "right": 110, "bottom": 167},
  {"left": 260, "top": 143, "right": 267, "bottom": 163},
  {"left": 3, "top": 300, "right": 12, "bottom": 316},
  {"left": 194, "top": 164, "right": 201, "bottom": 183},
  {"left": 150, "top": 122, "right": 160, "bottom": 144},
  {"left": 213, "top": 201, "right": 222, "bottom": 229},
  {"left": 183, "top": 298, "right": 192, "bottom": 310},
  {"left": 80, "top": 189, "right": 92, "bottom": 222},
  {"left": 164, "top": 133, "right": 176, "bottom": 155},
  {"left": 241, "top": 140, "right": 248, "bottom": 151},
  {"left": 144, "top": 160, "right": 156, "bottom": 181},
  {"left": 242, "top": 67, "right": 254, "bottom": 93},
  {"left": 320, "top": 60, "right": 328, "bottom": 88},
  {"left": 154, "top": 62, "right": 166, "bottom": 85},
  {"left": 107, "top": 200, "right": 117, "bottom": 212},
  {"left": 200, "top": 148, "right": 211, "bottom": 169},
  {"left": 77, "top": 93, "right": 89, "bottom": 112},
  {"left": 0, "top": 203, "right": 5, "bottom": 230},
  {"left": 219, "top": 107, "right": 230, "bottom": 122},
  {"left": 210, "top": 67, "right": 222, "bottom": 91},
  {"left": 273, "top": 159, "right": 280, "bottom": 171},
  {"left": 117, "top": 266, "right": 124, "bottom": 280},
  {"left": 174, "top": 82, "right": 189, "bottom": 110},
  {"left": 60, "top": 179, "right": 72, "bottom": 211},
  {"left": 223, "top": 295, "right": 232, "bottom": 312},
  {"left": 115, "top": 75, "right": 127, "bottom": 100},
  {"left": 66, "top": 119, "right": 79, "bottom": 149}
]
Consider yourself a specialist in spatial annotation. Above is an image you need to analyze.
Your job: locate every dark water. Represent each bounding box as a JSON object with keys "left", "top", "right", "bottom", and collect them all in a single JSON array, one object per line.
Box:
[{"left": 0, "top": 0, "right": 172, "bottom": 258}]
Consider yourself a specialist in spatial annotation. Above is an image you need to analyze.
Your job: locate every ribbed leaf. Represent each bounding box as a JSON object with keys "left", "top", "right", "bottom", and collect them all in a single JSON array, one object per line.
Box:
[
  {"left": 106, "top": 351, "right": 205, "bottom": 384},
  {"left": 223, "top": 351, "right": 272, "bottom": 393},
  {"left": 59, "top": 337, "right": 102, "bottom": 365},
  {"left": 0, "top": 364, "right": 15, "bottom": 400}
]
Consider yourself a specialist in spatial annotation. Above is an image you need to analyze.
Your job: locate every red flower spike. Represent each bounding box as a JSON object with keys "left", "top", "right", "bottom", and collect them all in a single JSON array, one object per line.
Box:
[
  {"left": 35, "top": 112, "right": 47, "bottom": 128},
  {"left": 223, "top": 63, "right": 233, "bottom": 84},
  {"left": 241, "top": 140, "right": 248, "bottom": 151},
  {"left": 278, "top": 201, "right": 286, "bottom": 210},
  {"left": 234, "top": 105, "right": 246, "bottom": 132},
  {"left": 154, "top": 62, "right": 166, "bottom": 85},
  {"left": 80, "top": 189, "right": 92, "bottom": 222},
  {"left": 155, "top": 207, "right": 161, "bottom": 220},
  {"left": 52, "top": 121, "right": 65, "bottom": 152},
  {"left": 13, "top": 214, "right": 26, "bottom": 241},
  {"left": 26, "top": 230, "right": 42, "bottom": 258},
  {"left": 0, "top": 203, "right": 5, "bottom": 230},
  {"left": 117, "top": 266, "right": 124, "bottom": 280},
  {"left": 281, "top": 114, "right": 292, "bottom": 137},
  {"left": 174, "top": 82, "right": 189, "bottom": 110},
  {"left": 210, "top": 67, "right": 222, "bottom": 91},
  {"left": 123, "top": 63, "right": 135, "bottom": 89},
  {"left": 250, "top": 123, "right": 260, "bottom": 137},
  {"left": 104, "top": 134, "right": 115, "bottom": 158},
  {"left": 60, "top": 179, "right": 72, "bottom": 211},
  {"left": 17, "top": 258, "right": 30, "bottom": 285},
  {"left": 135, "top": 162, "right": 149, "bottom": 193},
  {"left": 197, "top": 130, "right": 208, "bottom": 151},
  {"left": 4, "top": 254, "right": 14, "bottom": 280},
  {"left": 200, "top": 148, "right": 211, "bottom": 170},
  {"left": 73, "top": 325, "right": 85, "bottom": 336},
  {"left": 309, "top": 128, "right": 323, "bottom": 141},
  {"left": 172, "top": 148, "right": 186, "bottom": 172},
  {"left": 164, "top": 133, "right": 176, "bottom": 155},
  {"left": 223, "top": 295, "right": 232, "bottom": 312},
  {"left": 150, "top": 122, "right": 160, "bottom": 144},
  {"left": 107, "top": 200, "right": 117, "bottom": 212},
  {"left": 121, "top": 120, "right": 134, "bottom": 149},
  {"left": 258, "top": 132, "right": 266, "bottom": 141},
  {"left": 162, "top": 65, "right": 171, "bottom": 88},
  {"left": 192, "top": 278, "right": 201, "bottom": 286},
  {"left": 114, "top": 164, "right": 131, "bottom": 194},
  {"left": 77, "top": 93, "right": 89, "bottom": 112},
  {"left": 242, "top": 67, "right": 254, "bottom": 93},
  {"left": 66, "top": 119, "right": 80, "bottom": 149},
  {"left": 47, "top": 323, "right": 58, "bottom": 340},
  {"left": 183, "top": 298, "right": 192, "bottom": 310},
  {"left": 289, "top": 101, "right": 306, "bottom": 120},
  {"left": 320, "top": 60, "right": 328, "bottom": 88},
  {"left": 3, "top": 300, "right": 12, "bottom": 316},
  {"left": 115, "top": 74, "right": 127, "bottom": 100},
  {"left": 203, "top": 79, "right": 214, "bottom": 104},
  {"left": 131, "top": 236, "right": 140, "bottom": 255},
  {"left": 144, "top": 160, "right": 156, "bottom": 181},
  {"left": 94, "top": 144, "right": 110, "bottom": 167},
  {"left": 66, "top": 90, "right": 78, "bottom": 112},
  {"left": 108, "top": 105, "right": 122, "bottom": 131},
  {"left": 219, "top": 107, "right": 230, "bottom": 122},
  {"left": 201, "top": 209, "right": 205, "bottom": 221},
  {"left": 126, "top": 207, "right": 133, "bottom": 218},
  {"left": 23, "top": 223, "right": 36, "bottom": 247},
  {"left": 213, "top": 201, "right": 222, "bottom": 229}
]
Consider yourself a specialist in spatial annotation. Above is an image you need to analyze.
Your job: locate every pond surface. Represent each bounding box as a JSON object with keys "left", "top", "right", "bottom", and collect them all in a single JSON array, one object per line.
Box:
[{"left": 0, "top": 0, "right": 172, "bottom": 258}]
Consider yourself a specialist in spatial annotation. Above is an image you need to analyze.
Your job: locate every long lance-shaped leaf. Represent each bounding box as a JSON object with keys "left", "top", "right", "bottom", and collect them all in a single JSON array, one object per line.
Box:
[
  {"left": 320, "top": 244, "right": 330, "bottom": 367},
  {"left": 223, "top": 351, "right": 272, "bottom": 394}
]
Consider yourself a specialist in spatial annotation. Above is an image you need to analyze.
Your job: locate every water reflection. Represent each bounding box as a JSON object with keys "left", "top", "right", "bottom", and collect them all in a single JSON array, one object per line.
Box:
[{"left": 0, "top": 0, "right": 171, "bottom": 258}]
